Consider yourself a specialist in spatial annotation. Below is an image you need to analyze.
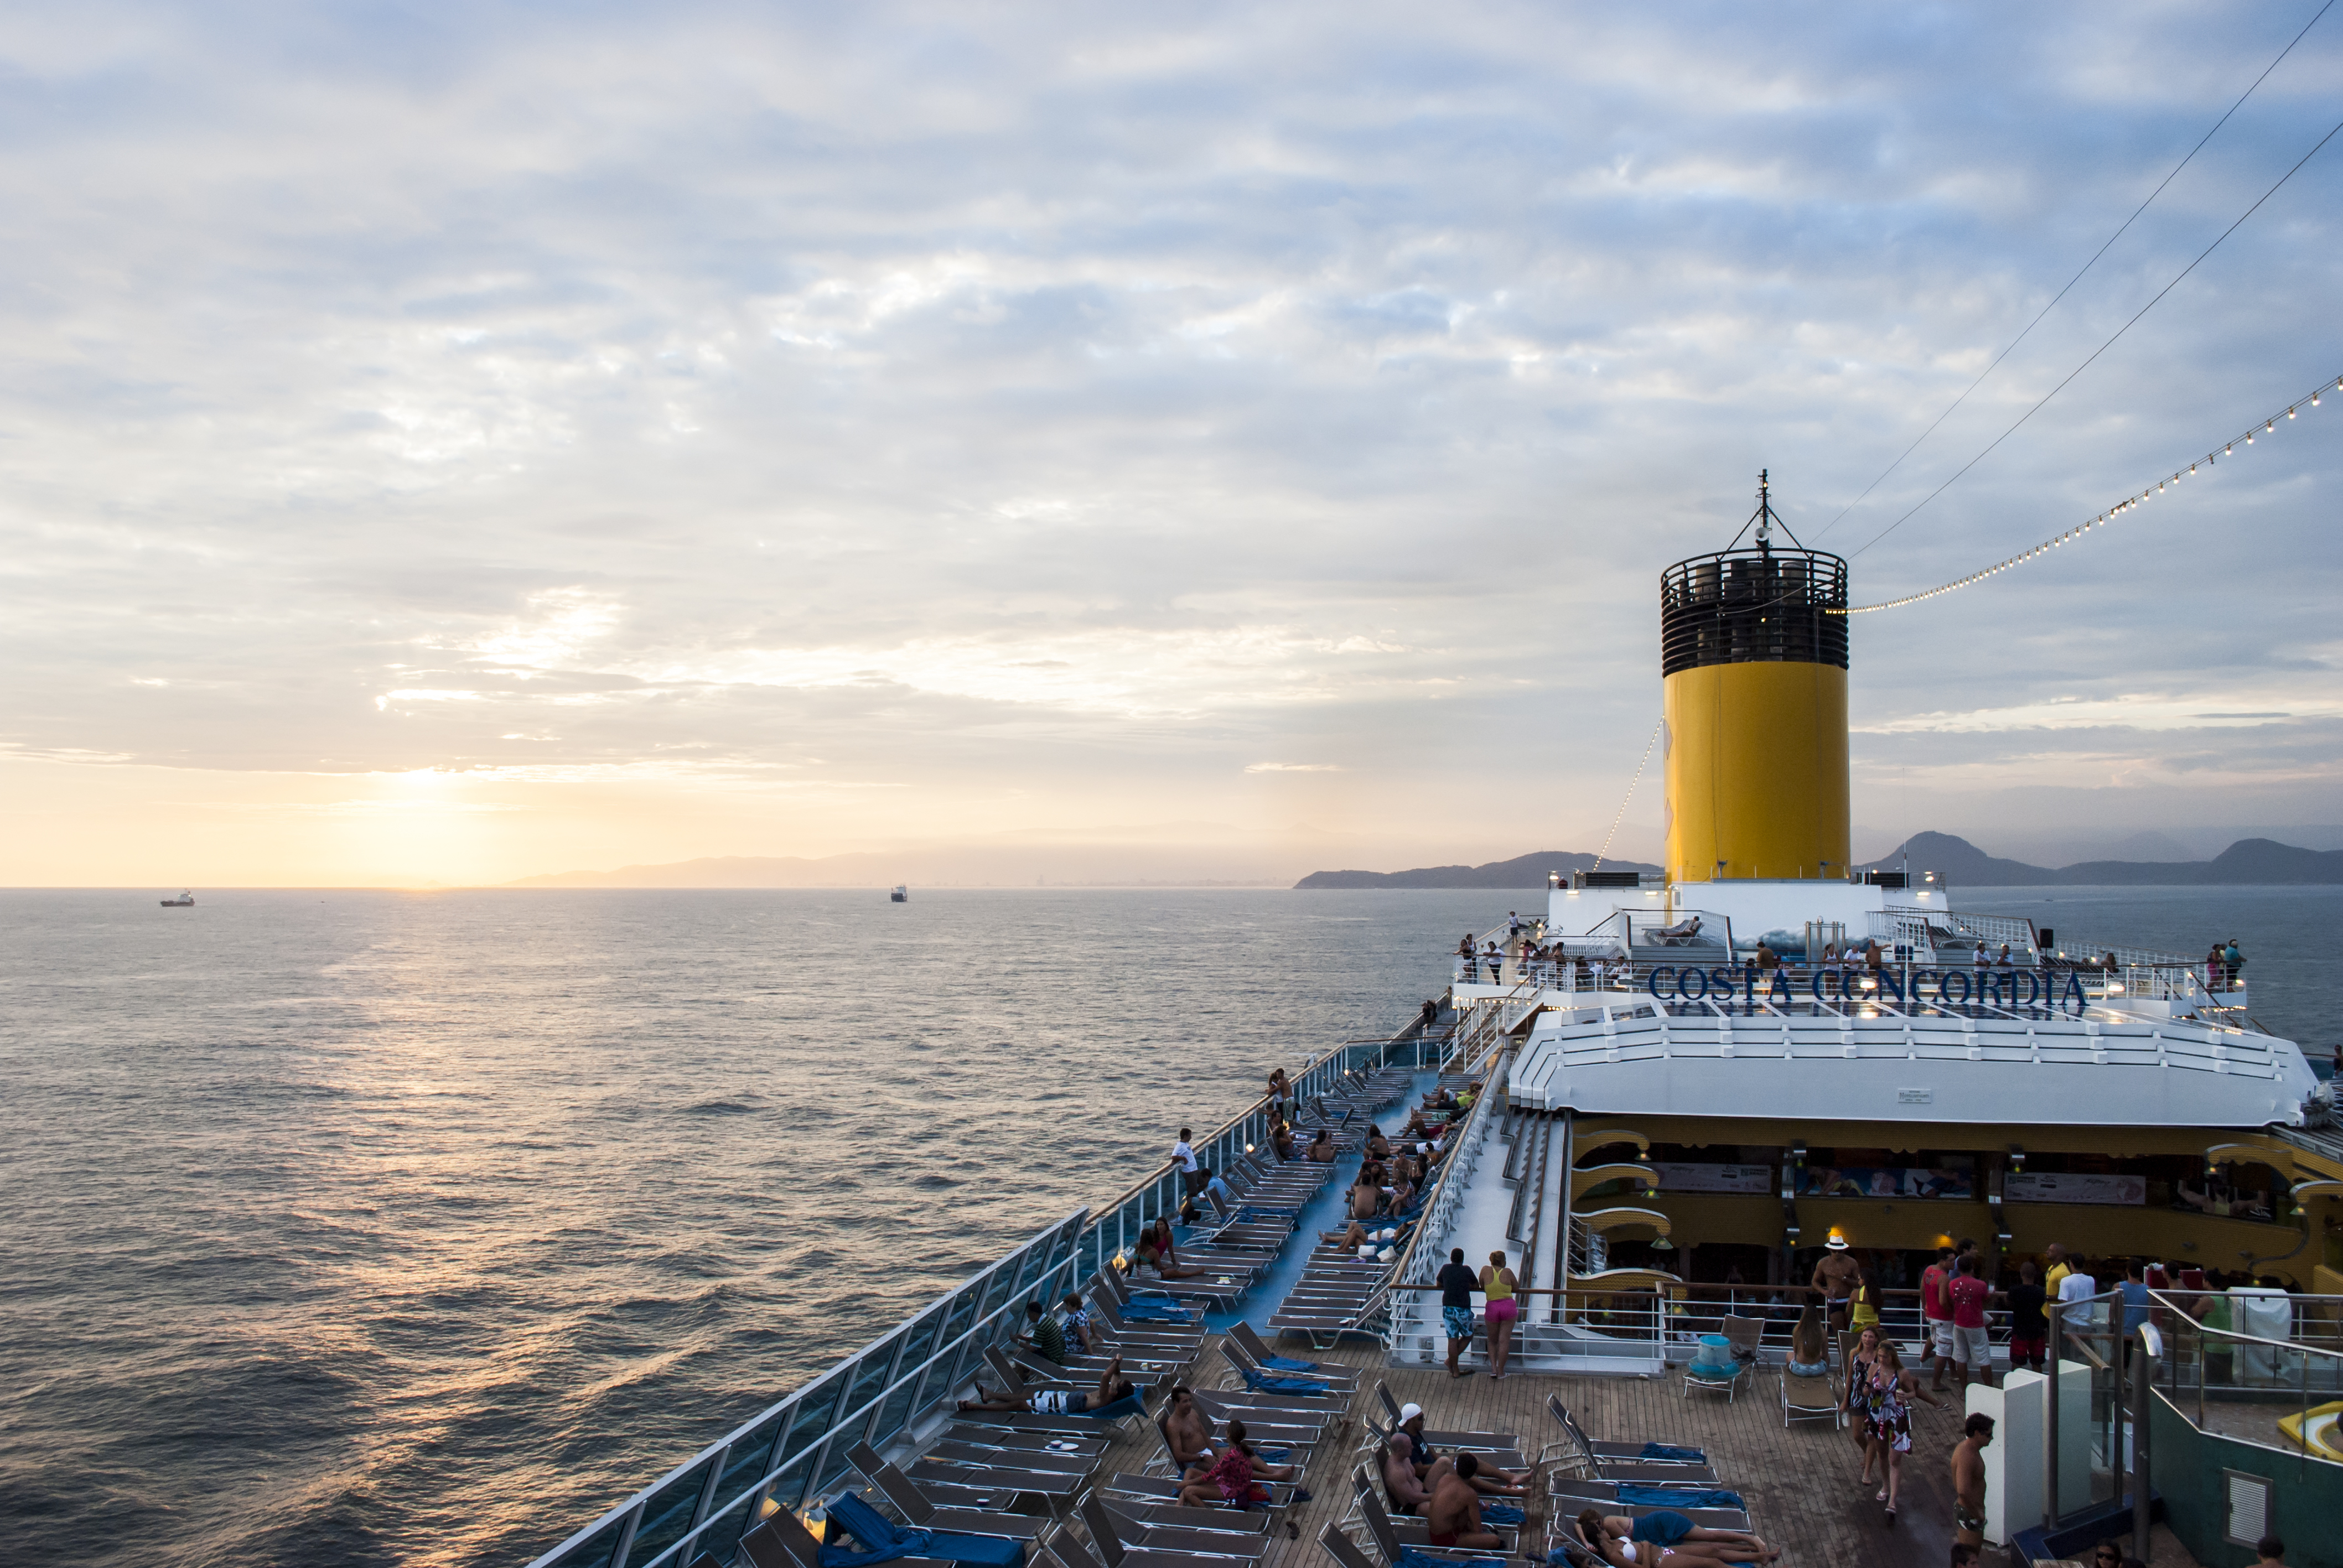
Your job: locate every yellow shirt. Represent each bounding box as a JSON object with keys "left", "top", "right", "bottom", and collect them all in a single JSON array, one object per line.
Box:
[{"left": 2044, "top": 1262, "right": 2073, "bottom": 1297}]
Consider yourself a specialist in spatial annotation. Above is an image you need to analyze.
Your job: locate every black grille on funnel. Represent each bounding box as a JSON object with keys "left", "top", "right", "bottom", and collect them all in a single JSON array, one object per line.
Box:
[{"left": 1660, "top": 548, "right": 1848, "bottom": 677}]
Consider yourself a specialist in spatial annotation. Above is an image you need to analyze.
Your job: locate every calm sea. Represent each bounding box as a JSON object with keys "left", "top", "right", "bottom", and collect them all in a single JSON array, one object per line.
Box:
[{"left": 2, "top": 884, "right": 2334, "bottom": 1567}]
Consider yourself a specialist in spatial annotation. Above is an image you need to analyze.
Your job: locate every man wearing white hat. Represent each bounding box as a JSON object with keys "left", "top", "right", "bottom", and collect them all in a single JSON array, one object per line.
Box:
[{"left": 1812, "top": 1232, "right": 1860, "bottom": 1331}]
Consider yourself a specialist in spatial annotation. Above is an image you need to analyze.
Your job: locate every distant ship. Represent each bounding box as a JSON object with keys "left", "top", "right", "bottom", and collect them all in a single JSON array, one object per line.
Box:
[
  {"left": 160, "top": 891, "right": 195, "bottom": 907},
  {"left": 888, "top": 885, "right": 908, "bottom": 903}
]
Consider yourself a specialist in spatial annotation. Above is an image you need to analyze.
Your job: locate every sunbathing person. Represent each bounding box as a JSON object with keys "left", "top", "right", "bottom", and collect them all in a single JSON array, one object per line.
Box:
[
  {"left": 1307, "top": 1129, "right": 1336, "bottom": 1163},
  {"left": 1367, "top": 1125, "right": 1392, "bottom": 1159},
  {"left": 1393, "top": 1407, "right": 1528, "bottom": 1495},
  {"left": 959, "top": 1354, "right": 1138, "bottom": 1416},
  {"left": 1424, "top": 1454, "right": 1503, "bottom": 1549},
  {"left": 1175, "top": 1420, "right": 1308, "bottom": 1509},
  {"left": 1350, "top": 1175, "right": 1383, "bottom": 1222},
  {"left": 1136, "top": 1239, "right": 1209, "bottom": 1281},
  {"left": 1574, "top": 1508, "right": 1776, "bottom": 1564},
  {"left": 1323, "top": 1217, "right": 1399, "bottom": 1252},
  {"left": 1159, "top": 1385, "right": 1215, "bottom": 1477}
]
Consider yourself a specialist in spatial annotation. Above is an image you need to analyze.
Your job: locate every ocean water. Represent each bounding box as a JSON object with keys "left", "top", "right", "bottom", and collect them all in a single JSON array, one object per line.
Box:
[
  {"left": 2, "top": 884, "right": 2334, "bottom": 1568},
  {"left": 0, "top": 888, "right": 1500, "bottom": 1568}
]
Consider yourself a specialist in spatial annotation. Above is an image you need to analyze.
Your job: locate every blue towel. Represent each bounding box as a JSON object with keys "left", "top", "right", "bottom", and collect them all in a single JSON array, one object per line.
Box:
[
  {"left": 1637, "top": 1443, "right": 1706, "bottom": 1462},
  {"left": 1255, "top": 1446, "right": 1291, "bottom": 1463},
  {"left": 821, "top": 1493, "right": 1026, "bottom": 1568},
  {"left": 1079, "top": 1393, "right": 1145, "bottom": 1421},
  {"left": 1615, "top": 1484, "right": 1743, "bottom": 1510},
  {"left": 1257, "top": 1353, "right": 1321, "bottom": 1372},
  {"left": 1479, "top": 1502, "right": 1526, "bottom": 1525},
  {"left": 1119, "top": 1299, "right": 1197, "bottom": 1322},
  {"left": 1240, "top": 1368, "right": 1329, "bottom": 1396}
]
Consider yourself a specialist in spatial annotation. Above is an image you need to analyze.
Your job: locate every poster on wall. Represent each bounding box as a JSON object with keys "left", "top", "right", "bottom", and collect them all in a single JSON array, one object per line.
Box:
[
  {"left": 1798, "top": 1166, "right": 1976, "bottom": 1200},
  {"left": 2003, "top": 1172, "right": 2147, "bottom": 1206},
  {"left": 1651, "top": 1162, "right": 1774, "bottom": 1195}
]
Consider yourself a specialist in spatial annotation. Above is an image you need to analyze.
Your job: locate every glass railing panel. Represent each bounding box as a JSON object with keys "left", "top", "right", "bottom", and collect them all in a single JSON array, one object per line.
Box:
[
  {"left": 621, "top": 1456, "right": 715, "bottom": 1568},
  {"left": 542, "top": 1515, "right": 630, "bottom": 1568},
  {"left": 866, "top": 1311, "right": 942, "bottom": 1446},
  {"left": 680, "top": 1492, "right": 758, "bottom": 1568},
  {"left": 779, "top": 1384, "right": 842, "bottom": 1467},
  {"left": 762, "top": 1446, "right": 818, "bottom": 1515},
  {"left": 709, "top": 1409, "right": 790, "bottom": 1519}
]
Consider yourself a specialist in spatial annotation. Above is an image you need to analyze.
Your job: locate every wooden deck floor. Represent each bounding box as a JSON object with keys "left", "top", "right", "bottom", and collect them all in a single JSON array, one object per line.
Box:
[{"left": 1059, "top": 1335, "right": 2207, "bottom": 1568}]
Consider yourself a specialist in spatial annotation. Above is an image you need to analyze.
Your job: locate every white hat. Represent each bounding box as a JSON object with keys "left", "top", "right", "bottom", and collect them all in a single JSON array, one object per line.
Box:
[
  {"left": 1399, "top": 1402, "right": 1423, "bottom": 1423},
  {"left": 1825, "top": 1234, "right": 1850, "bottom": 1251}
]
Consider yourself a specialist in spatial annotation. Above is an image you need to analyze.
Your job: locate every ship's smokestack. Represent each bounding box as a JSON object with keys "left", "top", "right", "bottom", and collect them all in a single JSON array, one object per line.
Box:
[{"left": 1659, "top": 474, "right": 1850, "bottom": 882}]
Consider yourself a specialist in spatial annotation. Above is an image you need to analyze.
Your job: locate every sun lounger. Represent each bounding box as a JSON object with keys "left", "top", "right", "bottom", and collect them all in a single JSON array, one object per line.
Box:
[
  {"left": 906, "top": 1454, "right": 1084, "bottom": 1504},
  {"left": 1361, "top": 1413, "right": 1523, "bottom": 1473},
  {"left": 738, "top": 1506, "right": 959, "bottom": 1568},
  {"left": 1105, "top": 1472, "right": 1301, "bottom": 1512},
  {"left": 1780, "top": 1364, "right": 1841, "bottom": 1427},
  {"left": 1219, "top": 1342, "right": 1357, "bottom": 1397},
  {"left": 1079, "top": 1495, "right": 1268, "bottom": 1565},
  {"left": 1096, "top": 1496, "right": 1273, "bottom": 1556},
  {"left": 1226, "top": 1326, "right": 1363, "bottom": 1390},
  {"left": 1537, "top": 1401, "right": 1715, "bottom": 1484},
  {"left": 940, "top": 1425, "right": 1110, "bottom": 1461},
  {"left": 1188, "top": 1389, "right": 1331, "bottom": 1441},
  {"left": 1351, "top": 1478, "right": 1510, "bottom": 1564},
  {"left": 1051, "top": 1523, "right": 1241, "bottom": 1568},
  {"left": 1369, "top": 1386, "right": 1521, "bottom": 1454},
  {"left": 1345, "top": 1468, "right": 1516, "bottom": 1555},
  {"left": 822, "top": 1491, "right": 1030, "bottom": 1568}
]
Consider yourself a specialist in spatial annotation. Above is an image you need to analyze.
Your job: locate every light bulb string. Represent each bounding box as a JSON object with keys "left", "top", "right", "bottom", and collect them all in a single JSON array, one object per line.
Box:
[
  {"left": 1591, "top": 717, "right": 1664, "bottom": 871},
  {"left": 1837, "top": 370, "right": 2340, "bottom": 615}
]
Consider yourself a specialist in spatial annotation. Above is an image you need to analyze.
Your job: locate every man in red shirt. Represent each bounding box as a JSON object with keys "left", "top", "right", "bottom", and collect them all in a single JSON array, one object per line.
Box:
[
  {"left": 1947, "top": 1253, "right": 1994, "bottom": 1388},
  {"left": 1920, "top": 1243, "right": 1957, "bottom": 1391}
]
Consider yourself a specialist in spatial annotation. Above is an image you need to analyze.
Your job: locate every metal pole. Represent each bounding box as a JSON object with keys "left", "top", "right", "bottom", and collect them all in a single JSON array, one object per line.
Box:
[
  {"left": 2132, "top": 1324, "right": 2159, "bottom": 1562},
  {"left": 2045, "top": 1300, "right": 2061, "bottom": 1533}
]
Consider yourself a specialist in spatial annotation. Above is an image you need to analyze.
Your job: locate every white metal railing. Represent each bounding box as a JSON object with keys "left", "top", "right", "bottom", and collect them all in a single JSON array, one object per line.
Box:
[{"left": 1381, "top": 1052, "right": 1511, "bottom": 1351}]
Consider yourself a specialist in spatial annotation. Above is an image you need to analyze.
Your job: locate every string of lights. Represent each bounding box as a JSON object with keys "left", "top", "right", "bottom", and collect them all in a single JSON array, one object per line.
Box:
[
  {"left": 1838, "top": 370, "right": 2342, "bottom": 615},
  {"left": 1591, "top": 717, "right": 1663, "bottom": 870}
]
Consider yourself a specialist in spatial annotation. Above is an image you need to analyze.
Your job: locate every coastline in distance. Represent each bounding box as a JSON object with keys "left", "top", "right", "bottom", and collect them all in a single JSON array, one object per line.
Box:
[{"left": 1293, "top": 832, "right": 2343, "bottom": 889}]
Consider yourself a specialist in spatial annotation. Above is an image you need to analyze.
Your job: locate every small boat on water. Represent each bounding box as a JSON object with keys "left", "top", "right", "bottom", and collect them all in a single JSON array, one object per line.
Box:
[
  {"left": 888, "top": 885, "right": 908, "bottom": 903},
  {"left": 160, "top": 891, "right": 195, "bottom": 907}
]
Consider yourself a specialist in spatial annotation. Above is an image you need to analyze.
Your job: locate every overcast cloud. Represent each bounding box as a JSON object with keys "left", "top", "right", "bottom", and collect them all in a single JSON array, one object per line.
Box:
[{"left": 4, "top": 1, "right": 2340, "bottom": 884}]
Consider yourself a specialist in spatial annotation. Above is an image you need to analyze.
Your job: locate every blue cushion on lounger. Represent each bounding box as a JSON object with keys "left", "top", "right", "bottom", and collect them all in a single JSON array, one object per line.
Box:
[
  {"left": 1397, "top": 1551, "right": 1503, "bottom": 1568},
  {"left": 1256, "top": 1353, "right": 1321, "bottom": 1372},
  {"left": 1638, "top": 1443, "right": 1706, "bottom": 1461},
  {"left": 1079, "top": 1393, "right": 1145, "bottom": 1420},
  {"left": 1614, "top": 1484, "right": 1744, "bottom": 1510},
  {"left": 1479, "top": 1502, "right": 1526, "bottom": 1525}
]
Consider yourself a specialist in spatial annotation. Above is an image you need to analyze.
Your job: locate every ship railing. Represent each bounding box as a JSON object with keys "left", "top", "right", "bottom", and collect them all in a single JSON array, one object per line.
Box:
[
  {"left": 528, "top": 1207, "right": 1093, "bottom": 1568},
  {"left": 531, "top": 1014, "right": 1446, "bottom": 1568},
  {"left": 1381, "top": 1051, "right": 1511, "bottom": 1349},
  {"left": 2045, "top": 1287, "right": 2343, "bottom": 1544}
]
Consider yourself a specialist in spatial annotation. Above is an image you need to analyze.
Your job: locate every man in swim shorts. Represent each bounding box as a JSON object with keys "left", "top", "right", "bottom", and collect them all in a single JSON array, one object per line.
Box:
[
  {"left": 1950, "top": 1412, "right": 1993, "bottom": 1552},
  {"left": 958, "top": 1354, "right": 1139, "bottom": 1416},
  {"left": 1424, "top": 1454, "right": 1503, "bottom": 1550}
]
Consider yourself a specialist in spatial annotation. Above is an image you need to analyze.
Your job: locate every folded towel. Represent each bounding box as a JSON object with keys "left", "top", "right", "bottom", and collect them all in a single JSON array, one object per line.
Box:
[
  {"left": 1257, "top": 1353, "right": 1322, "bottom": 1372},
  {"left": 1478, "top": 1502, "right": 1526, "bottom": 1525},
  {"left": 1615, "top": 1485, "right": 1743, "bottom": 1510},
  {"left": 1637, "top": 1443, "right": 1706, "bottom": 1462}
]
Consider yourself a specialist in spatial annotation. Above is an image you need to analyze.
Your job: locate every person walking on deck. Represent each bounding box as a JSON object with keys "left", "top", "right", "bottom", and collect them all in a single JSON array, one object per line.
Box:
[
  {"left": 1950, "top": 1413, "right": 1994, "bottom": 1553},
  {"left": 1862, "top": 1340, "right": 1942, "bottom": 1525},
  {"left": 1480, "top": 1250, "right": 1520, "bottom": 1380},
  {"left": 1435, "top": 1247, "right": 1479, "bottom": 1377}
]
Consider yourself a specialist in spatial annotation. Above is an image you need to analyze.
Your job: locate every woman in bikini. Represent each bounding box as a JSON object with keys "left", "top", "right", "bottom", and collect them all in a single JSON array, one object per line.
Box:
[
  {"left": 1479, "top": 1250, "right": 1520, "bottom": 1380},
  {"left": 1863, "top": 1340, "right": 1943, "bottom": 1524},
  {"left": 1572, "top": 1508, "right": 1777, "bottom": 1564}
]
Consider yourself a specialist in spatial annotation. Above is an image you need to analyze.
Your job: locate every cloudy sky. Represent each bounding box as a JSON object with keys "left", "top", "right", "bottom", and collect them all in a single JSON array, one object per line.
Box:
[{"left": 5, "top": 1, "right": 2340, "bottom": 886}]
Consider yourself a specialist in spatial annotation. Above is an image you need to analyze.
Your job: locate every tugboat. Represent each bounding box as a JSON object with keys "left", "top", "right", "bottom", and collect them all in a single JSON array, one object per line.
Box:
[
  {"left": 159, "top": 891, "right": 195, "bottom": 907},
  {"left": 888, "top": 885, "right": 908, "bottom": 904}
]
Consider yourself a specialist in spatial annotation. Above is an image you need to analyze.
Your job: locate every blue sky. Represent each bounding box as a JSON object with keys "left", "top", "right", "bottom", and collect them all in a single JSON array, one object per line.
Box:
[{"left": 3, "top": 1, "right": 2340, "bottom": 884}]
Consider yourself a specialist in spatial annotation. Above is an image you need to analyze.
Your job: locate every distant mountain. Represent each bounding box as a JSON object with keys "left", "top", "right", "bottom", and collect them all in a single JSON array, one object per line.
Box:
[
  {"left": 1294, "top": 850, "right": 1661, "bottom": 890},
  {"left": 1857, "top": 832, "right": 2343, "bottom": 886}
]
